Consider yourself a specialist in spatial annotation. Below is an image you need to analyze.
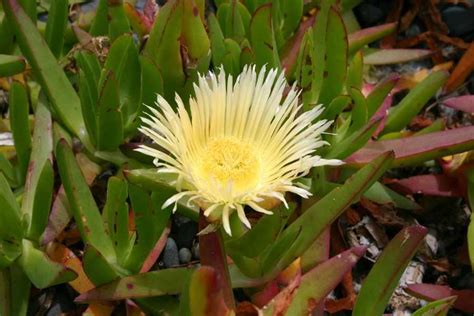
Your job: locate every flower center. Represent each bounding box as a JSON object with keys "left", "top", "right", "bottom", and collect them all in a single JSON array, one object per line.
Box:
[{"left": 198, "top": 137, "right": 260, "bottom": 192}]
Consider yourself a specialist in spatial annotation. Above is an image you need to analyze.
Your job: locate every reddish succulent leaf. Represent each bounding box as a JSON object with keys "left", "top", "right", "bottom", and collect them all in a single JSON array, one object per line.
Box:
[
  {"left": 346, "top": 126, "right": 474, "bottom": 167},
  {"left": 443, "top": 96, "right": 474, "bottom": 113},
  {"left": 444, "top": 42, "right": 474, "bottom": 93},
  {"left": 252, "top": 281, "right": 280, "bottom": 307},
  {"left": 364, "top": 49, "right": 432, "bottom": 65},
  {"left": 139, "top": 226, "right": 170, "bottom": 273},
  {"left": 348, "top": 22, "right": 397, "bottom": 54},
  {"left": 253, "top": 259, "right": 301, "bottom": 307},
  {"left": 41, "top": 186, "right": 69, "bottom": 245},
  {"left": 75, "top": 268, "right": 193, "bottom": 302},
  {"left": 46, "top": 242, "right": 94, "bottom": 293},
  {"left": 124, "top": 3, "right": 152, "bottom": 37},
  {"left": 82, "top": 304, "right": 114, "bottom": 316},
  {"left": 285, "top": 247, "right": 366, "bottom": 315},
  {"left": 198, "top": 213, "right": 235, "bottom": 309},
  {"left": 281, "top": 15, "right": 315, "bottom": 75},
  {"left": 387, "top": 174, "right": 463, "bottom": 197},
  {"left": 187, "top": 267, "right": 232, "bottom": 316},
  {"left": 406, "top": 284, "right": 474, "bottom": 313},
  {"left": 261, "top": 270, "right": 302, "bottom": 316}
]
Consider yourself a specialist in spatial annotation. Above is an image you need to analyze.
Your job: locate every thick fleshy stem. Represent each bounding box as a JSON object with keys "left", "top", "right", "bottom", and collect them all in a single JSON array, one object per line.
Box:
[{"left": 198, "top": 211, "right": 236, "bottom": 310}]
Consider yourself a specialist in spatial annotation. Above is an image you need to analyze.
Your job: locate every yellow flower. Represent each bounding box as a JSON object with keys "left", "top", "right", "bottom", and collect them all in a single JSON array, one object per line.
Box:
[{"left": 137, "top": 66, "right": 341, "bottom": 235}]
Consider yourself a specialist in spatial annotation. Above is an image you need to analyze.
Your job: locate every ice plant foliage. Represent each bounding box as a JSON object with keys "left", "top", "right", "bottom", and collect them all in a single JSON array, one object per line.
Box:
[{"left": 138, "top": 66, "right": 341, "bottom": 235}]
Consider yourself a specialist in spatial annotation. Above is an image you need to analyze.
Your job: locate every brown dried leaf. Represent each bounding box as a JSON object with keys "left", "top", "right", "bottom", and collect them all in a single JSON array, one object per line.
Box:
[{"left": 445, "top": 42, "right": 474, "bottom": 93}]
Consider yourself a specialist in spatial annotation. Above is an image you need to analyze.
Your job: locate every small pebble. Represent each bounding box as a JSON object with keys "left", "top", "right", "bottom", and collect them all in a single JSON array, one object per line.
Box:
[
  {"left": 178, "top": 248, "right": 192, "bottom": 264},
  {"left": 162, "top": 238, "right": 179, "bottom": 267},
  {"left": 442, "top": 6, "right": 474, "bottom": 39},
  {"left": 192, "top": 242, "right": 200, "bottom": 259},
  {"left": 46, "top": 304, "right": 62, "bottom": 316}
]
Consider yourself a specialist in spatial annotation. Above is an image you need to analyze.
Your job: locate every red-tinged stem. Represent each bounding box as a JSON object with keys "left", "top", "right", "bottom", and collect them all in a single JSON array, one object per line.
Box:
[{"left": 198, "top": 211, "right": 235, "bottom": 310}]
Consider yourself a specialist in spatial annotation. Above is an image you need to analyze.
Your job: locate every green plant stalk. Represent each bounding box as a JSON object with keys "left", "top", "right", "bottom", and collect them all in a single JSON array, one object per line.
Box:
[{"left": 198, "top": 211, "right": 235, "bottom": 310}]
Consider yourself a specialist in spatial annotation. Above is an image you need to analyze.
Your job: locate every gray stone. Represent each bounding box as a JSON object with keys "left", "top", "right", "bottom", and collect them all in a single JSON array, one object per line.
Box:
[
  {"left": 162, "top": 238, "right": 179, "bottom": 267},
  {"left": 442, "top": 6, "right": 474, "bottom": 39},
  {"left": 178, "top": 248, "right": 192, "bottom": 264}
]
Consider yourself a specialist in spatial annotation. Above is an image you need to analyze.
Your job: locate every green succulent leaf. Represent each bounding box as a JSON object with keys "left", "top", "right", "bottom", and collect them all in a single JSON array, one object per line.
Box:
[
  {"left": 103, "top": 177, "right": 131, "bottom": 265},
  {"left": 89, "top": 0, "right": 108, "bottom": 36},
  {"left": 125, "top": 185, "right": 172, "bottom": 272},
  {"left": 144, "top": 0, "right": 185, "bottom": 101},
  {"left": 2, "top": 0, "right": 91, "bottom": 149},
  {"left": 322, "top": 95, "right": 351, "bottom": 121},
  {"left": 96, "top": 70, "right": 124, "bottom": 151},
  {"left": 0, "top": 173, "right": 22, "bottom": 243},
  {"left": 364, "top": 49, "right": 432, "bottom": 65},
  {"left": 103, "top": 34, "right": 141, "bottom": 130},
  {"left": 364, "top": 182, "right": 421, "bottom": 211},
  {"left": 56, "top": 139, "right": 116, "bottom": 262},
  {"left": 348, "top": 22, "right": 397, "bottom": 55},
  {"left": 18, "top": 239, "right": 77, "bottom": 289},
  {"left": 382, "top": 71, "right": 448, "bottom": 134},
  {"left": 222, "top": 38, "right": 241, "bottom": 76},
  {"left": 347, "top": 87, "right": 368, "bottom": 135},
  {"left": 139, "top": 56, "right": 164, "bottom": 117},
  {"left": 317, "top": 7, "right": 348, "bottom": 106},
  {"left": 414, "top": 118, "right": 446, "bottom": 136},
  {"left": 279, "top": 0, "right": 303, "bottom": 39},
  {"left": 0, "top": 54, "right": 26, "bottom": 77},
  {"left": 0, "top": 16, "right": 15, "bottom": 54},
  {"left": 327, "top": 117, "right": 382, "bottom": 160},
  {"left": 124, "top": 168, "right": 199, "bottom": 221},
  {"left": 240, "top": 38, "right": 256, "bottom": 67},
  {"left": 208, "top": 13, "right": 227, "bottom": 68},
  {"left": 412, "top": 296, "right": 456, "bottom": 316},
  {"left": 182, "top": 0, "right": 210, "bottom": 60},
  {"left": 346, "top": 51, "right": 364, "bottom": 90},
  {"left": 250, "top": 3, "right": 280, "bottom": 69},
  {"left": 466, "top": 167, "right": 474, "bottom": 270},
  {"left": 0, "top": 264, "right": 30, "bottom": 316},
  {"left": 0, "top": 237, "right": 21, "bottom": 270},
  {"left": 22, "top": 100, "right": 54, "bottom": 241},
  {"left": 366, "top": 75, "right": 398, "bottom": 117},
  {"left": 0, "top": 154, "right": 17, "bottom": 188},
  {"left": 108, "top": 0, "right": 131, "bottom": 42},
  {"left": 8, "top": 81, "right": 31, "bottom": 181},
  {"left": 353, "top": 225, "right": 428, "bottom": 316},
  {"left": 75, "top": 268, "right": 194, "bottom": 302},
  {"left": 83, "top": 244, "right": 122, "bottom": 286},
  {"left": 44, "top": 0, "right": 68, "bottom": 58},
  {"left": 308, "top": 0, "right": 333, "bottom": 105},
  {"left": 226, "top": 203, "right": 295, "bottom": 260}
]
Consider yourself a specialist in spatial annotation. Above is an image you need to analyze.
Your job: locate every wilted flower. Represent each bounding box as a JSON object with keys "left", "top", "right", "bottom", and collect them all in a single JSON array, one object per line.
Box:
[{"left": 137, "top": 66, "right": 341, "bottom": 235}]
